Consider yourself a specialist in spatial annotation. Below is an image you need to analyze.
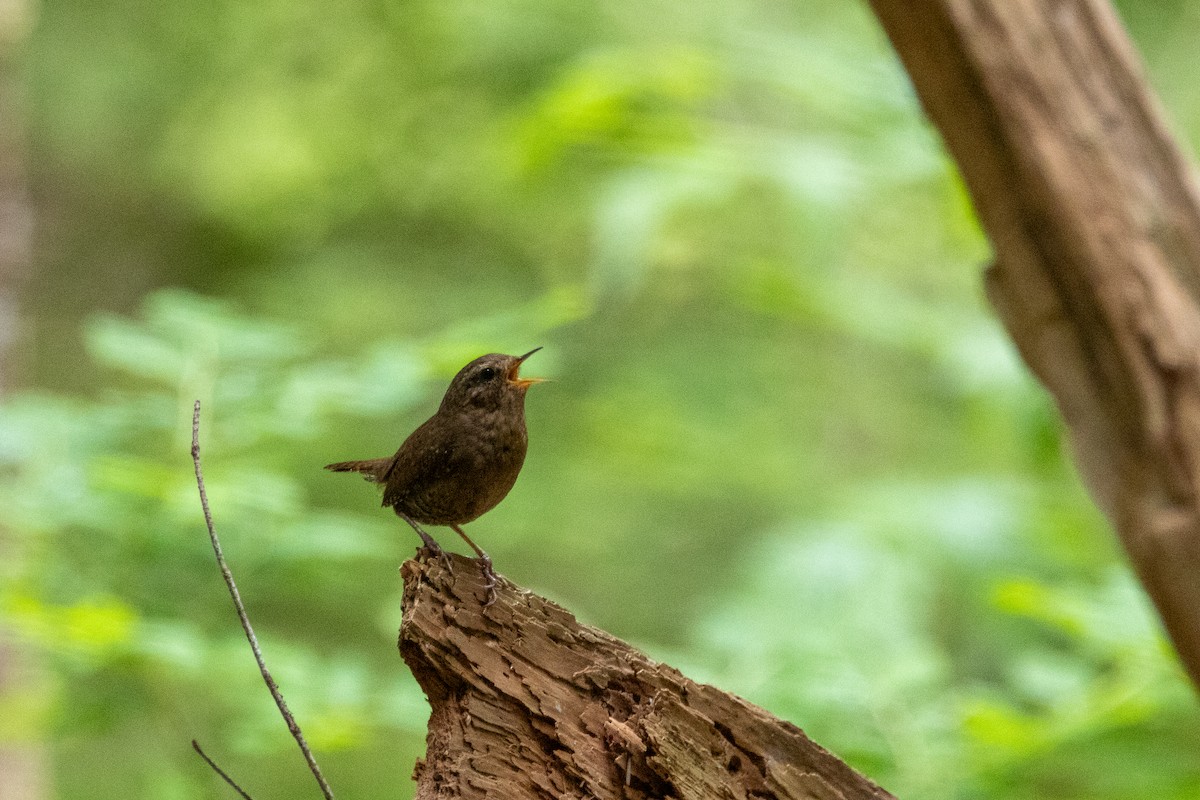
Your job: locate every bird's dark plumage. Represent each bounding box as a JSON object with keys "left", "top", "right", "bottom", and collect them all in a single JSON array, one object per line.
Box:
[{"left": 325, "top": 349, "right": 543, "bottom": 603}]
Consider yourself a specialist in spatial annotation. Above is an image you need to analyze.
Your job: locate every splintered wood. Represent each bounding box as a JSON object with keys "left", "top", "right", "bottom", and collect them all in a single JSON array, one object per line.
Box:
[{"left": 399, "top": 554, "right": 894, "bottom": 800}]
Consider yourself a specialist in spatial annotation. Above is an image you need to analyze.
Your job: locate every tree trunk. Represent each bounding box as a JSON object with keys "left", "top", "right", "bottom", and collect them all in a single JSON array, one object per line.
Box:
[
  {"left": 867, "top": 0, "right": 1200, "bottom": 689},
  {"left": 0, "top": 4, "right": 48, "bottom": 799},
  {"left": 399, "top": 554, "right": 895, "bottom": 800}
]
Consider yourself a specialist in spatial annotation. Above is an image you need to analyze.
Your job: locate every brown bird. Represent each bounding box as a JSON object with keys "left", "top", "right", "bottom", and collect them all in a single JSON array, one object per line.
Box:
[{"left": 325, "top": 348, "right": 543, "bottom": 604}]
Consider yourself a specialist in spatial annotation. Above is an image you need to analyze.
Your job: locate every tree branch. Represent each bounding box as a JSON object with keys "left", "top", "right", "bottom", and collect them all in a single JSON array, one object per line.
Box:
[
  {"left": 191, "top": 741, "right": 255, "bottom": 800},
  {"left": 191, "top": 401, "right": 336, "bottom": 799},
  {"left": 399, "top": 553, "right": 894, "bottom": 800},
  {"left": 867, "top": 0, "right": 1200, "bottom": 689}
]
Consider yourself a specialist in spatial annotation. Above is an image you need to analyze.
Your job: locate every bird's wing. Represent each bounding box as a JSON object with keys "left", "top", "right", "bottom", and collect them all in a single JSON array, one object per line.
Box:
[{"left": 379, "top": 415, "right": 458, "bottom": 509}]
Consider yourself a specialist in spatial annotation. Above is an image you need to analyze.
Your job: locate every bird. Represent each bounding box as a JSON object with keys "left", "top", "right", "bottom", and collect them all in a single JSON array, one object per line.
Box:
[{"left": 325, "top": 348, "right": 543, "bottom": 605}]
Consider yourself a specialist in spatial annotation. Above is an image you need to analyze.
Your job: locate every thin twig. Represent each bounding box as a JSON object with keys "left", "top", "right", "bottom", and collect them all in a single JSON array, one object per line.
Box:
[
  {"left": 192, "top": 400, "right": 337, "bottom": 800},
  {"left": 192, "top": 740, "right": 256, "bottom": 800}
]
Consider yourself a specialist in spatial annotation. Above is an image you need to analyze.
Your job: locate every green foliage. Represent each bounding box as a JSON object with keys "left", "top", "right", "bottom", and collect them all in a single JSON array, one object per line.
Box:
[{"left": 7, "top": 0, "right": 1200, "bottom": 798}]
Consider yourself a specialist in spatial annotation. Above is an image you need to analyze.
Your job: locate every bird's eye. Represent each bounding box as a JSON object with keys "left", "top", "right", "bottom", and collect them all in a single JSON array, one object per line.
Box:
[{"left": 478, "top": 367, "right": 496, "bottom": 381}]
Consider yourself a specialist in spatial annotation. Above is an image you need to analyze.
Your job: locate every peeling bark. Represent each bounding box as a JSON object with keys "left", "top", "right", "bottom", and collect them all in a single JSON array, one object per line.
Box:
[
  {"left": 867, "top": 0, "right": 1200, "bottom": 688},
  {"left": 399, "top": 554, "right": 894, "bottom": 800}
]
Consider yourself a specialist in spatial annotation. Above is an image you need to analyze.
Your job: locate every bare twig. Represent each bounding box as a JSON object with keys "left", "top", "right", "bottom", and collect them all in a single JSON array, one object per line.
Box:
[
  {"left": 192, "top": 400, "right": 336, "bottom": 800},
  {"left": 192, "top": 740, "right": 256, "bottom": 800}
]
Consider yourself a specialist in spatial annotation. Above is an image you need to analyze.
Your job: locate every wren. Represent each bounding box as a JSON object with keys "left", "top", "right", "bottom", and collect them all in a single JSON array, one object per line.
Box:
[{"left": 326, "top": 349, "right": 543, "bottom": 605}]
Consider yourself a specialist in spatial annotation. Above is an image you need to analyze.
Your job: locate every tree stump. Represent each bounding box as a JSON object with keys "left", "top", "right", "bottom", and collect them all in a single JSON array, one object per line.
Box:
[{"left": 399, "top": 554, "right": 895, "bottom": 800}]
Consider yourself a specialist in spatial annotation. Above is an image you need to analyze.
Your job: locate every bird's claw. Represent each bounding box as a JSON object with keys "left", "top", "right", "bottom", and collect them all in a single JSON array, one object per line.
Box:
[
  {"left": 479, "top": 556, "right": 498, "bottom": 607},
  {"left": 419, "top": 543, "right": 454, "bottom": 574}
]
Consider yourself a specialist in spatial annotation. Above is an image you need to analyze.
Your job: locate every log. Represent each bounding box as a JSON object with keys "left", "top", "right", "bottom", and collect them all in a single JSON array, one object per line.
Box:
[
  {"left": 867, "top": 0, "right": 1200, "bottom": 688},
  {"left": 399, "top": 553, "right": 895, "bottom": 800}
]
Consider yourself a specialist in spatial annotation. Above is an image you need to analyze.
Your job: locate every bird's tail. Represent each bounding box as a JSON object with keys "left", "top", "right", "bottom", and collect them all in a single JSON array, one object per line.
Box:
[{"left": 324, "top": 458, "right": 391, "bottom": 483}]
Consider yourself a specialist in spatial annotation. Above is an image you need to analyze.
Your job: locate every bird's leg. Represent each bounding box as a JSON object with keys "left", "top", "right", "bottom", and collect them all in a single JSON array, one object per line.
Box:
[
  {"left": 398, "top": 512, "right": 453, "bottom": 572},
  {"left": 449, "top": 524, "right": 497, "bottom": 606}
]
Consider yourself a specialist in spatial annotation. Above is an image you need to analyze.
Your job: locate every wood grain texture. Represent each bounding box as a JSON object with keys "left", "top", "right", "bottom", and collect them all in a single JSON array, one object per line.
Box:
[
  {"left": 399, "top": 554, "right": 895, "bottom": 800},
  {"left": 868, "top": 0, "right": 1200, "bottom": 687}
]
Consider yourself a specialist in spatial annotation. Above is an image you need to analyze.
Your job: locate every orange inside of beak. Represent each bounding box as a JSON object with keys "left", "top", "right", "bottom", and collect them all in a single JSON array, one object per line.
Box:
[{"left": 507, "top": 348, "right": 545, "bottom": 390}]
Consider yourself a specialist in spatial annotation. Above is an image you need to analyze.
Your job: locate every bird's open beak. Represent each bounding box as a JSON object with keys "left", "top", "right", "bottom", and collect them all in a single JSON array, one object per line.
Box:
[{"left": 507, "top": 347, "right": 545, "bottom": 390}]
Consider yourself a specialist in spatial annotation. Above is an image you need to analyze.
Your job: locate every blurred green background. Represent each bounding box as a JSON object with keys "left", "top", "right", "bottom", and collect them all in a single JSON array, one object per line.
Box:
[{"left": 2, "top": 0, "right": 1200, "bottom": 798}]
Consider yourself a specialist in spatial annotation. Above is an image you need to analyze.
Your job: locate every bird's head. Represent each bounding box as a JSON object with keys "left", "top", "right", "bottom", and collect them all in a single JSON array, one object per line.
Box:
[{"left": 440, "top": 348, "right": 544, "bottom": 411}]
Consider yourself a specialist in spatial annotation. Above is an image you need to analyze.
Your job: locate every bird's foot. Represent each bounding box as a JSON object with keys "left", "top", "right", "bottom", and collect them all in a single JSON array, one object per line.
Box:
[
  {"left": 425, "top": 545, "right": 454, "bottom": 574},
  {"left": 415, "top": 536, "right": 453, "bottom": 573},
  {"left": 478, "top": 555, "right": 498, "bottom": 607},
  {"left": 446, "top": 524, "right": 497, "bottom": 606},
  {"left": 401, "top": 515, "right": 455, "bottom": 574}
]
